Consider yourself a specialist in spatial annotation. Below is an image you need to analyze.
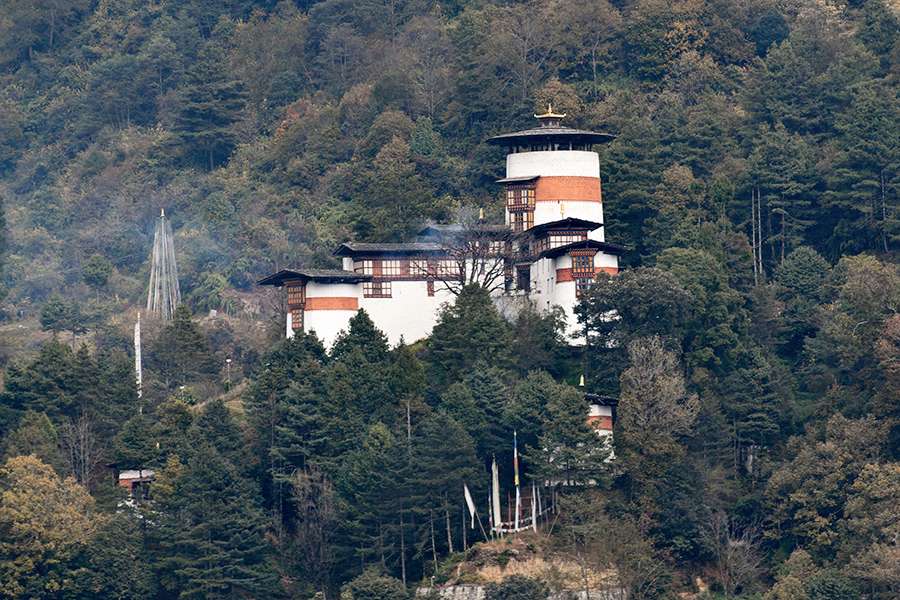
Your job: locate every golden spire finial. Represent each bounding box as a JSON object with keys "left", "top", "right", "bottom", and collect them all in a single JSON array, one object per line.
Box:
[{"left": 534, "top": 103, "right": 566, "bottom": 120}]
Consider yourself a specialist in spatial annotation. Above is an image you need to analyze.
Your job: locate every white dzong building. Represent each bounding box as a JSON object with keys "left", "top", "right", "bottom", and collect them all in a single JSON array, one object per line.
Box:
[{"left": 259, "top": 107, "right": 623, "bottom": 348}]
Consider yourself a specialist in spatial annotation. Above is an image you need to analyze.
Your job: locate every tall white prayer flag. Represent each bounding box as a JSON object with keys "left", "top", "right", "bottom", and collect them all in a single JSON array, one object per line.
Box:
[
  {"left": 491, "top": 456, "right": 502, "bottom": 533},
  {"left": 463, "top": 483, "right": 476, "bottom": 529}
]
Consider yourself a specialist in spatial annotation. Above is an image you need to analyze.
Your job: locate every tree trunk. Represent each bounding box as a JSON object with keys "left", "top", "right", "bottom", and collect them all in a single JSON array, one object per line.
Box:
[
  {"left": 399, "top": 510, "right": 407, "bottom": 586},
  {"left": 445, "top": 505, "right": 453, "bottom": 554},
  {"left": 881, "top": 169, "right": 889, "bottom": 252},
  {"left": 430, "top": 509, "right": 439, "bottom": 575}
]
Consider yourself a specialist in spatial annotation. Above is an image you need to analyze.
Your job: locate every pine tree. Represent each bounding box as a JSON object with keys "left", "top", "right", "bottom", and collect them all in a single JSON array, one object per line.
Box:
[
  {"left": 151, "top": 443, "right": 277, "bottom": 599},
  {"left": 390, "top": 341, "right": 427, "bottom": 403},
  {"left": 826, "top": 81, "right": 899, "bottom": 255},
  {"left": 751, "top": 123, "right": 817, "bottom": 267},
  {"left": 775, "top": 247, "right": 832, "bottom": 357},
  {"left": 427, "top": 284, "right": 511, "bottom": 391},
  {"left": 171, "top": 45, "right": 246, "bottom": 170},
  {"left": 149, "top": 304, "right": 218, "bottom": 389},
  {"left": 406, "top": 411, "right": 479, "bottom": 571},
  {"left": 95, "top": 349, "right": 139, "bottom": 434},
  {"left": 73, "top": 513, "right": 156, "bottom": 599},
  {"left": 532, "top": 381, "right": 611, "bottom": 486},
  {"left": 273, "top": 374, "right": 330, "bottom": 478},
  {"left": 2, "top": 410, "right": 64, "bottom": 472},
  {"left": 0, "top": 339, "right": 75, "bottom": 424},
  {"left": 113, "top": 414, "right": 159, "bottom": 469},
  {"left": 192, "top": 399, "right": 246, "bottom": 469},
  {"left": 331, "top": 310, "right": 390, "bottom": 363},
  {"left": 245, "top": 333, "right": 327, "bottom": 518}
]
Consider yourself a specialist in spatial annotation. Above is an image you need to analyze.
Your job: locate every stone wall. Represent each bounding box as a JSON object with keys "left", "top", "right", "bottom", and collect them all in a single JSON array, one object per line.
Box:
[{"left": 415, "top": 585, "right": 626, "bottom": 600}]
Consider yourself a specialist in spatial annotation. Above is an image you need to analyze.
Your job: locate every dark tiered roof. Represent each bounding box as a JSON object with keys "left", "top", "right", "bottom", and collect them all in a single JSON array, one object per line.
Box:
[
  {"left": 526, "top": 218, "right": 603, "bottom": 237},
  {"left": 539, "top": 239, "right": 626, "bottom": 258},
  {"left": 488, "top": 106, "right": 615, "bottom": 147},
  {"left": 417, "top": 223, "right": 511, "bottom": 239},
  {"left": 258, "top": 269, "right": 371, "bottom": 286},
  {"left": 333, "top": 242, "right": 446, "bottom": 256},
  {"left": 487, "top": 126, "right": 615, "bottom": 146}
]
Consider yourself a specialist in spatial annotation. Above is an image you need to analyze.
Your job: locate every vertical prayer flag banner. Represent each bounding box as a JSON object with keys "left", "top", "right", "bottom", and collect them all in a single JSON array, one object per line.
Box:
[
  {"left": 513, "top": 431, "right": 521, "bottom": 530},
  {"left": 491, "top": 457, "right": 502, "bottom": 532},
  {"left": 513, "top": 430, "right": 520, "bottom": 487},
  {"left": 463, "top": 483, "right": 476, "bottom": 529}
]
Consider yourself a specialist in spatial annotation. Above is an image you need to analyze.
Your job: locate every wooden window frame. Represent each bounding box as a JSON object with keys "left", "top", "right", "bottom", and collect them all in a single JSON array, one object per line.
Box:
[
  {"left": 286, "top": 282, "right": 307, "bottom": 307},
  {"left": 363, "top": 281, "right": 392, "bottom": 298},
  {"left": 290, "top": 308, "right": 304, "bottom": 331}
]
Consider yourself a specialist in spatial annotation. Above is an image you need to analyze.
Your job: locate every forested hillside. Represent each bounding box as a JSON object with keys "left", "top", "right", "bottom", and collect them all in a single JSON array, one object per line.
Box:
[{"left": 0, "top": 0, "right": 898, "bottom": 599}]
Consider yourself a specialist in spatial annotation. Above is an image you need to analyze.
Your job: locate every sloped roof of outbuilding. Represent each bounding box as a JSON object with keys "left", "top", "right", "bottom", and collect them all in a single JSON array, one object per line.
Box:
[
  {"left": 257, "top": 269, "right": 371, "bottom": 286},
  {"left": 333, "top": 242, "right": 446, "bottom": 256}
]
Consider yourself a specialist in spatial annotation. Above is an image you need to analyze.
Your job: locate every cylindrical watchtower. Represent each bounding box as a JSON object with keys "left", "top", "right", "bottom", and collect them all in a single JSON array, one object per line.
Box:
[{"left": 487, "top": 107, "right": 615, "bottom": 241}]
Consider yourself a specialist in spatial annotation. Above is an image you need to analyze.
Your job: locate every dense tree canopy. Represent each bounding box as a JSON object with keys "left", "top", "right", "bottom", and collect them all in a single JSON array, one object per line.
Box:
[{"left": 0, "top": 0, "right": 897, "bottom": 598}]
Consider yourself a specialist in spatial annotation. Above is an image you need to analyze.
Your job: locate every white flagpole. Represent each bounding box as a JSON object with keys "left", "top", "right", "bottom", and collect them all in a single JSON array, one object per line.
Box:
[
  {"left": 514, "top": 431, "right": 521, "bottom": 531},
  {"left": 531, "top": 481, "right": 538, "bottom": 532},
  {"left": 134, "top": 313, "right": 143, "bottom": 413},
  {"left": 491, "top": 456, "right": 502, "bottom": 535}
]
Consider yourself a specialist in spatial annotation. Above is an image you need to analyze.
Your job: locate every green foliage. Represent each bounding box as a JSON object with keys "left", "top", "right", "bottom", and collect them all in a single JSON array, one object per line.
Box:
[
  {"left": 0, "top": 0, "right": 898, "bottom": 595},
  {"left": 344, "top": 569, "right": 408, "bottom": 600},
  {"left": 151, "top": 443, "right": 277, "bottom": 598},
  {"left": 484, "top": 575, "right": 548, "bottom": 600},
  {"left": 170, "top": 45, "right": 247, "bottom": 170},
  {"left": 148, "top": 304, "right": 219, "bottom": 388},
  {"left": 427, "top": 284, "right": 511, "bottom": 391}
]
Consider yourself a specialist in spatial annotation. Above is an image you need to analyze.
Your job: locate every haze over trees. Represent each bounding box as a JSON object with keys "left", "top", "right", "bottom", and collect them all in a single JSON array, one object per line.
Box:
[{"left": 0, "top": 0, "right": 898, "bottom": 599}]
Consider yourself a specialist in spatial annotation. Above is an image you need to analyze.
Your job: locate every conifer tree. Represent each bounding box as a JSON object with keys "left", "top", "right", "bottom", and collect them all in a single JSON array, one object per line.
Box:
[
  {"left": 390, "top": 341, "right": 427, "bottom": 403},
  {"left": 171, "top": 45, "right": 246, "bottom": 170},
  {"left": 74, "top": 513, "right": 156, "bottom": 599},
  {"left": 113, "top": 414, "right": 159, "bottom": 469},
  {"left": 95, "top": 349, "right": 139, "bottom": 434},
  {"left": 775, "top": 247, "right": 832, "bottom": 357},
  {"left": 826, "top": 81, "right": 899, "bottom": 255},
  {"left": 331, "top": 309, "right": 389, "bottom": 363},
  {"left": 273, "top": 375, "right": 330, "bottom": 477},
  {"left": 407, "top": 411, "right": 479, "bottom": 562},
  {"left": 427, "top": 284, "right": 511, "bottom": 391},
  {"left": 245, "top": 333, "right": 327, "bottom": 517},
  {"left": 0, "top": 339, "right": 75, "bottom": 424},
  {"left": 192, "top": 398, "right": 246, "bottom": 468},
  {"left": 2, "top": 410, "right": 64, "bottom": 472},
  {"left": 151, "top": 442, "right": 277, "bottom": 599},
  {"left": 532, "top": 381, "right": 611, "bottom": 487},
  {"left": 149, "top": 304, "right": 218, "bottom": 389}
]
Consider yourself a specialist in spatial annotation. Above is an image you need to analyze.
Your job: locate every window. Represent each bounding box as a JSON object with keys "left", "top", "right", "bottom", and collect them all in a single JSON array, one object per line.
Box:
[
  {"left": 517, "top": 267, "right": 531, "bottom": 292},
  {"left": 511, "top": 210, "right": 534, "bottom": 233},
  {"left": 363, "top": 281, "right": 392, "bottom": 298},
  {"left": 437, "top": 260, "right": 458, "bottom": 277},
  {"left": 354, "top": 260, "right": 374, "bottom": 275},
  {"left": 381, "top": 260, "right": 402, "bottom": 276},
  {"left": 507, "top": 185, "right": 535, "bottom": 233},
  {"left": 575, "top": 278, "right": 594, "bottom": 297},
  {"left": 532, "top": 231, "right": 588, "bottom": 254},
  {"left": 286, "top": 284, "right": 306, "bottom": 307},
  {"left": 571, "top": 250, "right": 597, "bottom": 298},
  {"left": 409, "top": 259, "right": 431, "bottom": 277},
  {"left": 506, "top": 186, "right": 535, "bottom": 210},
  {"left": 572, "top": 253, "right": 594, "bottom": 274},
  {"left": 290, "top": 308, "right": 304, "bottom": 331}
]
